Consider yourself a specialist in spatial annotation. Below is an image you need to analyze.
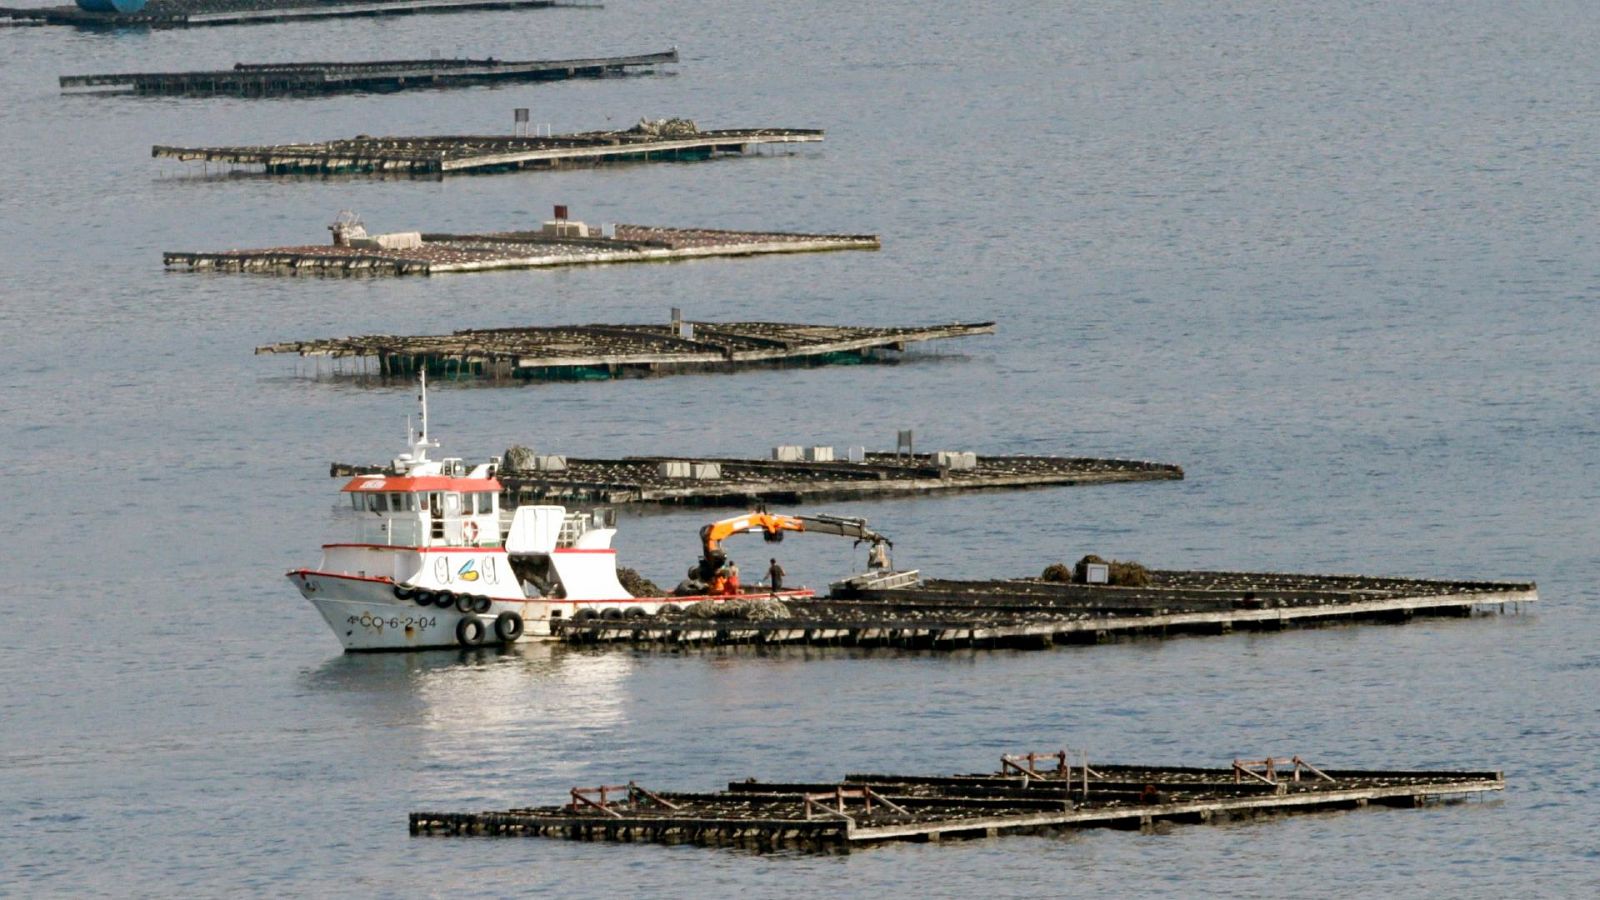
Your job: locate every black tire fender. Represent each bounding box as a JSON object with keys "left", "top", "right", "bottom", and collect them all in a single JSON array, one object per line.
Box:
[
  {"left": 472, "top": 595, "right": 493, "bottom": 614},
  {"left": 434, "top": 591, "right": 456, "bottom": 609},
  {"left": 572, "top": 608, "right": 599, "bottom": 622},
  {"left": 624, "top": 606, "right": 648, "bottom": 619},
  {"left": 412, "top": 590, "right": 434, "bottom": 607},
  {"left": 600, "top": 607, "right": 624, "bottom": 621},
  {"left": 454, "top": 593, "right": 475, "bottom": 614},
  {"left": 456, "top": 615, "right": 486, "bottom": 647},
  {"left": 495, "top": 611, "right": 525, "bottom": 642}
]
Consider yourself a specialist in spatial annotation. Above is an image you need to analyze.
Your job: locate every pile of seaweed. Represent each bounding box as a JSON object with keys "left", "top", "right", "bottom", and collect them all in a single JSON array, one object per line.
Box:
[
  {"left": 616, "top": 567, "right": 662, "bottom": 597},
  {"left": 676, "top": 597, "right": 791, "bottom": 621},
  {"left": 627, "top": 116, "right": 699, "bottom": 137},
  {"left": 1040, "top": 554, "right": 1152, "bottom": 587}
]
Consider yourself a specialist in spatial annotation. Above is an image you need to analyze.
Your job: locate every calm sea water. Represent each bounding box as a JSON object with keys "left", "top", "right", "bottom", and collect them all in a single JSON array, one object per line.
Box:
[{"left": 3, "top": 1, "right": 1596, "bottom": 896}]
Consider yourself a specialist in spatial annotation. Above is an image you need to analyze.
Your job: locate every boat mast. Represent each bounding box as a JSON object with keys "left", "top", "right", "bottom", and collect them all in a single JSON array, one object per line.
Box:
[
  {"left": 418, "top": 369, "right": 429, "bottom": 448},
  {"left": 405, "top": 370, "right": 436, "bottom": 463}
]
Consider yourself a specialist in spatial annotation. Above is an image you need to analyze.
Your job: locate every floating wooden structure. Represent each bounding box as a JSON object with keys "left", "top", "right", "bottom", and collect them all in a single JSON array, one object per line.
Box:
[
  {"left": 257, "top": 320, "right": 995, "bottom": 380},
  {"left": 558, "top": 569, "right": 1537, "bottom": 647},
  {"left": 410, "top": 750, "right": 1505, "bottom": 851},
  {"left": 152, "top": 125, "right": 821, "bottom": 177},
  {"left": 330, "top": 453, "right": 1183, "bottom": 507},
  {"left": 498, "top": 454, "right": 1183, "bottom": 507},
  {"left": 4, "top": 0, "right": 588, "bottom": 28},
  {"left": 166, "top": 223, "right": 877, "bottom": 276},
  {"left": 62, "top": 50, "right": 676, "bottom": 97}
]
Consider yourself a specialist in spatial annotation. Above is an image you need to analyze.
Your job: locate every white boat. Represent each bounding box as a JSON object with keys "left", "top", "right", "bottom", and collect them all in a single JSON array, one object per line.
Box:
[{"left": 288, "top": 375, "right": 814, "bottom": 652}]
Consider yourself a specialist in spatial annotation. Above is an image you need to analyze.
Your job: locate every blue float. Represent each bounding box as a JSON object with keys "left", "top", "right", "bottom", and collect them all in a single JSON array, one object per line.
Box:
[{"left": 76, "top": 0, "right": 149, "bottom": 13}]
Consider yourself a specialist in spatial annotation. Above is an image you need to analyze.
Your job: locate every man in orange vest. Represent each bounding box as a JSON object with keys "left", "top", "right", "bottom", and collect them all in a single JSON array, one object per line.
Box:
[{"left": 725, "top": 560, "right": 741, "bottom": 594}]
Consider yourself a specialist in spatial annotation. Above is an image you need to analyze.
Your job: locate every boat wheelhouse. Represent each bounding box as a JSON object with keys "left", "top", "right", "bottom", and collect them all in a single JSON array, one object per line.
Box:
[{"left": 289, "top": 374, "right": 814, "bottom": 651}]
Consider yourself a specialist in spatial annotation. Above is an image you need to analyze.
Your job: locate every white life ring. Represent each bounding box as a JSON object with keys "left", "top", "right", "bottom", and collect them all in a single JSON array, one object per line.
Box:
[{"left": 462, "top": 521, "right": 480, "bottom": 543}]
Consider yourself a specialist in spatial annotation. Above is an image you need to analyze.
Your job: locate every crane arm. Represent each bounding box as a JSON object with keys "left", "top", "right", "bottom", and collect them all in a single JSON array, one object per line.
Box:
[
  {"left": 792, "top": 514, "right": 892, "bottom": 548},
  {"left": 699, "top": 512, "right": 807, "bottom": 557},
  {"left": 699, "top": 511, "right": 890, "bottom": 559}
]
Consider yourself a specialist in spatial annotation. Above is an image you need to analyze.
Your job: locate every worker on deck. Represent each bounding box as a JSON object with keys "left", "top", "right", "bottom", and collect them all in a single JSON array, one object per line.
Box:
[
  {"left": 766, "top": 558, "right": 786, "bottom": 592},
  {"left": 725, "top": 560, "right": 741, "bottom": 594},
  {"left": 707, "top": 554, "right": 732, "bottom": 595}
]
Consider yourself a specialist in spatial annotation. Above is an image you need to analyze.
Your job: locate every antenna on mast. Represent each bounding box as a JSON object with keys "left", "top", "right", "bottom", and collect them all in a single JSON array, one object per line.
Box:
[
  {"left": 418, "top": 369, "right": 429, "bottom": 444},
  {"left": 407, "top": 370, "right": 436, "bottom": 459}
]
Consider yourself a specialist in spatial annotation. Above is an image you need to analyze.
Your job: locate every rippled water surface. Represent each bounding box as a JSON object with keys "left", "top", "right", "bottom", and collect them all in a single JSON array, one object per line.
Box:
[{"left": 3, "top": 1, "right": 1597, "bottom": 896}]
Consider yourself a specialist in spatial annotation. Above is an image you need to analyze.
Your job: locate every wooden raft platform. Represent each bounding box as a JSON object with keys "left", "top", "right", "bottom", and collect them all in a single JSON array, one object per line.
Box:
[
  {"left": 3, "top": 0, "right": 586, "bottom": 29},
  {"left": 558, "top": 569, "right": 1537, "bottom": 647},
  {"left": 410, "top": 752, "right": 1505, "bottom": 851},
  {"left": 165, "top": 224, "right": 878, "bottom": 276},
  {"left": 257, "top": 320, "right": 995, "bottom": 380},
  {"left": 62, "top": 50, "right": 676, "bottom": 96},
  {"left": 152, "top": 125, "right": 821, "bottom": 176},
  {"left": 326, "top": 453, "right": 1185, "bottom": 507}
]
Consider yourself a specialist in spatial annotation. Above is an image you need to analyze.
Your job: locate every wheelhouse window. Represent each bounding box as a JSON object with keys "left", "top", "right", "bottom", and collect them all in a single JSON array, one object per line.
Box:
[{"left": 477, "top": 492, "right": 496, "bottom": 514}]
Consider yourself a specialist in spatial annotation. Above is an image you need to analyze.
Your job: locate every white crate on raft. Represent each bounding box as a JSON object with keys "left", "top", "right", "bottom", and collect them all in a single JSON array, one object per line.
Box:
[{"left": 934, "top": 450, "right": 977, "bottom": 470}]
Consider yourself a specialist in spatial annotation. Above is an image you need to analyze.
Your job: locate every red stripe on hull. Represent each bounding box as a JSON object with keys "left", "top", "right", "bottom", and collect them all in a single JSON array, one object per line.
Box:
[
  {"left": 320, "top": 543, "right": 509, "bottom": 554},
  {"left": 341, "top": 475, "right": 503, "bottom": 493},
  {"left": 288, "top": 569, "right": 394, "bottom": 585}
]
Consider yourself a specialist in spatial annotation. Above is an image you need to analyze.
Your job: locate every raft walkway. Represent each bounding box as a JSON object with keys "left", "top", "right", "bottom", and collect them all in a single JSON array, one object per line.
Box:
[
  {"left": 166, "top": 224, "right": 877, "bottom": 276},
  {"left": 558, "top": 569, "right": 1537, "bottom": 647},
  {"left": 62, "top": 50, "right": 676, "bottom": 97},
  {"left": 258, "top": 320, "right": 994, "bottom": 380},
  {"left": 410, "top": 751, "right": 1504, "bottom": 851},
  {"left": 330, "top": 452, "right": 1183, "bottom": 507},
  {"left": 3, "top": 0, "right": 589, "bottom": 29},
  {"left": 152, "top": 126, "right": 821, "bottom": 176}
]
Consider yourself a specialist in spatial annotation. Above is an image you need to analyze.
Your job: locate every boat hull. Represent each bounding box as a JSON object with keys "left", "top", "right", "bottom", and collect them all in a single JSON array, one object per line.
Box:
[
  {"left": 290, "top": 570, "right": 547, "bottom": 651},
  {"left": 291, "top": 569, "right": 815, "bottom": 652}
]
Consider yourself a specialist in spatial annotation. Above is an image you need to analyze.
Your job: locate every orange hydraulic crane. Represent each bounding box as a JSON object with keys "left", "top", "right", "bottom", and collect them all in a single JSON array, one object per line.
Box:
[{"left": 697, "top": 511, "right": 891, "bottom": 579}]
